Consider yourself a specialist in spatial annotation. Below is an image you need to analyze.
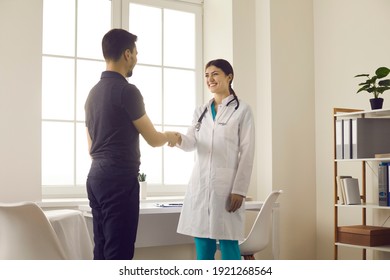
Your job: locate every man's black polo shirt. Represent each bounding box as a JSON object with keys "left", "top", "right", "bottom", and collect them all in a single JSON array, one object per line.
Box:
[{"left": 85, "top": 71, "right": 146, "bottom": 176}]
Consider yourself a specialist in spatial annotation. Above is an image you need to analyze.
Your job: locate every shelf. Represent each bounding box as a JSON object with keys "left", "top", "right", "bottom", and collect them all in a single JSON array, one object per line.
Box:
[
  {"left": 334, "top": 108, "right": 390, "bottom": 118},
  {"left": 335, "top": 203, "right": 390, "bottom": 210},
  {"left": 335, "top": 242, "right": 390, "bottom": 253},
  {"left": 335, "top": 158, "right": 390, "bottom": 162},
  {"left": 333, "top": 107, "right": 390, "bottom": 259}
]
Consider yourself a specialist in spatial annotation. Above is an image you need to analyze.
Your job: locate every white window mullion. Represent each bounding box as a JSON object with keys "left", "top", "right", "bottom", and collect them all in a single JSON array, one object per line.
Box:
[
  {"left": 113, "top": 0, "right": 123, "bottom": 28},
  {"left": 161, "top": 7, "right": 165, "bottom": 185},
  {"left": 73, "top": 0, "right": 79, "bottom": 187}
]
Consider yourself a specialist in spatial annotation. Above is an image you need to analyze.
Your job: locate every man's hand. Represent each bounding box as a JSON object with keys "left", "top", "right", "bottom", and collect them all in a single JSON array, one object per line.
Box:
[{"left": 165, "top": 131, "right": 181, "bottom": 147}]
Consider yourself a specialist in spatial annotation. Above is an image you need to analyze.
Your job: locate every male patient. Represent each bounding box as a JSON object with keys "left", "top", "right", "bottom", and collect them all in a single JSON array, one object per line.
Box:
[{"left": 85, "top": 28, "right": 178, "bottom": 259}]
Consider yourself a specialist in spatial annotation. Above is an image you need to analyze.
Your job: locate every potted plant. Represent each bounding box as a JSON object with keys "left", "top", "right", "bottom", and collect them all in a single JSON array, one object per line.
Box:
[
  {"left": 138, "top": 172, "right": 147, "bottom": 200},
  {"left": 355, "top": 66, "right": 390, "bottom": 110}
]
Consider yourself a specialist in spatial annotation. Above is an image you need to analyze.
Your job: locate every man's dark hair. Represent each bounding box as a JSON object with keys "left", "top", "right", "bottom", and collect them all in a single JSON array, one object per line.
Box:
[{"left": 102, "top": 29, "right": 137, "bottom": 61}]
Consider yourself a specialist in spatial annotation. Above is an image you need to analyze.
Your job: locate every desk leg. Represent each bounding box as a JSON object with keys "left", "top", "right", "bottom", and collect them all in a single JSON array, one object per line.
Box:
[{"left": 272, "top": 207, "right": 280, "bottom": 260}]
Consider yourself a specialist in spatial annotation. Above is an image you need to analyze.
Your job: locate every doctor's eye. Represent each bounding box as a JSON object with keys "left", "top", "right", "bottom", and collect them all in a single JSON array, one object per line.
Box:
[{"left": 205, "top": 71, "right": 220, "bottom": 78}]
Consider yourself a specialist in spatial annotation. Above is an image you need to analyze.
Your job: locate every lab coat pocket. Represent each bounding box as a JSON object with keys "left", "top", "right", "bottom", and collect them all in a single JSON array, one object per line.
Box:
[
  {"left": 221, "top": 117, "right": 239, "bottom": 143},
  {"left": 214, "top": 168, "right": 235, "bottom": 196}
]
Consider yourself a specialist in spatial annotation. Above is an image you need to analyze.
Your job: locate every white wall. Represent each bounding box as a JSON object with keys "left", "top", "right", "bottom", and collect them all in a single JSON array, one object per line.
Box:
[
  {"left": 203, "top": 0, "right": 233, "bottom": 104},
  {"left": 0, "top": 0, "right": 42, "bottom": 202},
  {"left": 314, "top": 0, "right": 390, "bottom": 259},
  {"left": 231, "top": 0, "right": 258, "bottom": 200},
  {"left": 268, "top": 0, "right": 316, "bottom": 259}
]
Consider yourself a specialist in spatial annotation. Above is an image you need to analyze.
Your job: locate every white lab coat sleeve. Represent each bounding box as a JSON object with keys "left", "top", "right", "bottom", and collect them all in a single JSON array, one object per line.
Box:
[
  {"left": 231, "top": 104, "right": 255, "bottom": 196},
  {"left": 177, "top": 127, "right": 197, "bottom": 152}
]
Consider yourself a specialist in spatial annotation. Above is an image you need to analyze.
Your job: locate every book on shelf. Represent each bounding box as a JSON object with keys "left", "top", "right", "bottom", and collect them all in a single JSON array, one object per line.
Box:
[
  {"left": 336, "top": 175, "right": 351, "bottom": 204},
  {"left": 341, "top": 177, "right": 361, "bottom": 205},
  {"left": 386, "top": 163, "right": 390, "bottom": 206},
  {"left": 378, "top": 162, "right": 389, "bottom": 206},
  {"left": 335, "top": 119, "right": 343, "bottom": 159},
  {"left": 388, "top": 164, "right": 390, "bottom": 206},
  {"left": 343, "top": 119, "right": 351, "bottom": 159}
]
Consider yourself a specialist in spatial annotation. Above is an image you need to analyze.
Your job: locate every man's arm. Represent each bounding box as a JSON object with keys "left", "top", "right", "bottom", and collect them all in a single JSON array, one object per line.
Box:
[
  {"left": 86, "top": 128, "right": 92, "bottom": 155},
  {"left": 133, "top": 114, "right": 179, "bottom": 147}
]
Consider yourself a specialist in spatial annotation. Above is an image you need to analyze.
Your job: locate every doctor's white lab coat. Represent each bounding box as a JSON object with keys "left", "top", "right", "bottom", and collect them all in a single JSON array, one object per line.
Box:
[{"left": 177, "top": 95, "right": 255, "bottom": 241}]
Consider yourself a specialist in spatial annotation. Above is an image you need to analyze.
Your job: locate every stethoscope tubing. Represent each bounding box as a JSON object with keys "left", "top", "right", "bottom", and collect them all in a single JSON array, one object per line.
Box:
[{"left": 195, "top": 96, "right": 239, "bottom": 131}]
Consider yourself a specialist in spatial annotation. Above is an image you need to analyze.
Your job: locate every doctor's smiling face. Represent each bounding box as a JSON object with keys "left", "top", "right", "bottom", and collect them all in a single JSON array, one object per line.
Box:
[{"left": 205, "top": 65, "right": 233, "bottom": 96}]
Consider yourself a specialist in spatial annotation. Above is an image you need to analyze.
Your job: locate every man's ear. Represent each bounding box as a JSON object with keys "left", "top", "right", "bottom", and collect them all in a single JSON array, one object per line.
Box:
[{"left": 123, "top": 49, "right": 131, "bottom": 60}]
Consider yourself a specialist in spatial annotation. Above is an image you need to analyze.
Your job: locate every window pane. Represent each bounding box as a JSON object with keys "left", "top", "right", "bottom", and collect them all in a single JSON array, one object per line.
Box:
[
  {"left": 42, "top": 57, "right": 75, "bottom": 120},
  {"left": 77, "top": 0, "right": 111, "bottom": 59},
  {"left": 76, "top": 60, "right": 105, "bottom": 121},
  {"left": 76, "top": 123, "right": 91, "bottom": 185},
  {"left": 42, "top": 0, "right": 75, "bottom": 56},
  {"left": 164, "top": 9, "right": 195, "bottom": 68},
  {"left": 130, "top": 65, "right": 162, "bottom": 124},
  {"left": 129, "top": 3, "right": 162, "bottom": 65},
  {"left": 42, "top": 122, "right": 74, "bottom": 185},
  {"left": 164, "top": 68, "right": 195, "bottom": 125},
  {"left": 164, "top": 126, "right": 194, "bottom": 185},
  {"left": 139, "top": 126, "right": 163, "bottom": 184}
]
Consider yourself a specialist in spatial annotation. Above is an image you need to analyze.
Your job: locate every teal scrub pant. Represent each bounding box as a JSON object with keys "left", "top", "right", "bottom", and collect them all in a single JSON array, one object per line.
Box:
[{"left": 194, "top": 237, "right": 241, "bottom": 260}]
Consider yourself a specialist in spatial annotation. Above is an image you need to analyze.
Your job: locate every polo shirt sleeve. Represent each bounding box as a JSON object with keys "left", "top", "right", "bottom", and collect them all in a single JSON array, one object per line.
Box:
[{"left": 122, "top": 84, "right": 146, "bottom": 121}]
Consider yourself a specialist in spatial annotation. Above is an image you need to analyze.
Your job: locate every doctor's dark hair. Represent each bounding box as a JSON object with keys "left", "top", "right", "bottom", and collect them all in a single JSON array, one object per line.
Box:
[
  {"left": 102, "top": 29, "right": 137, "bottom": 62},
  {"left": 205, "top": 59, "right": 237, "bottom": 98}
]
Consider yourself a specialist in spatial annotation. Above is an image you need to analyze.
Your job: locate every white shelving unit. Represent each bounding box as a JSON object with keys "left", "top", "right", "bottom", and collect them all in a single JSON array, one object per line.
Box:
[{"left": 333, "top": 108, "right": 390, "bottom": 260}]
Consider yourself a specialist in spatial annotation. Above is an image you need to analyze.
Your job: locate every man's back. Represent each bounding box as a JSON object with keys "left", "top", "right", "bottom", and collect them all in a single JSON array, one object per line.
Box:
[{"left": 85, "top": 71, "right": 145, "bottom": 173}]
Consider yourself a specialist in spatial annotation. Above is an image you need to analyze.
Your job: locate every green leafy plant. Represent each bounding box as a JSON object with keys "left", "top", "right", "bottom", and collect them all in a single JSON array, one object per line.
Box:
[
  {"left": 138, "top": 172, "right": 146, "bottom": 182},
  {"left": 355, "top": 66, "right": 390, "bottom": 98}
]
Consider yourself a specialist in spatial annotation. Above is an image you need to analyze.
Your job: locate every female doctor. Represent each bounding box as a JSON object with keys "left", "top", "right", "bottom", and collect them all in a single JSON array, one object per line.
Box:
[{"left": 174, "top": 59, "right": 255, "bottom": 260}]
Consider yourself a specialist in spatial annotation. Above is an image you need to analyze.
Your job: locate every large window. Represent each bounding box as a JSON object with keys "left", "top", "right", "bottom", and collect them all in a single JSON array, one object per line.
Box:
[{"left": 41, "top": 0, "right": 202, "bottom": 197}]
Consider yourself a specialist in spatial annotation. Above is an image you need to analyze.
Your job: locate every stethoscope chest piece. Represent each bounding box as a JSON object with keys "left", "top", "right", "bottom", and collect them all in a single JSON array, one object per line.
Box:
[
  {"left": 195, "top": 107, "right": 208, "bottom": 131},
  {"left": 195, "top": 122, "right": 202, "bottom": 131}
]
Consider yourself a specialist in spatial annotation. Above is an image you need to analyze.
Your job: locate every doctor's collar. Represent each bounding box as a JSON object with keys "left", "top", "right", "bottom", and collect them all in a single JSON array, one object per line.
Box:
[{"left": 210, "top": 94, "right": 235, "bottom": 106}]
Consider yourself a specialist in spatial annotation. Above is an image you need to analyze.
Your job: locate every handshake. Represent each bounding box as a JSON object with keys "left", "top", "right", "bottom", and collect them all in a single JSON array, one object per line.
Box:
[{"left": 164, "top": 131, "right": 182, "bottom": 147}]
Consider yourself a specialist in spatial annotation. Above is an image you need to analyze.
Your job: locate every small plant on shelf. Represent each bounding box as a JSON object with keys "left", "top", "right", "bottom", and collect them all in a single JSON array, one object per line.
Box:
[{"left": 355, "top": 66, "right": 390, "bottom": 109}]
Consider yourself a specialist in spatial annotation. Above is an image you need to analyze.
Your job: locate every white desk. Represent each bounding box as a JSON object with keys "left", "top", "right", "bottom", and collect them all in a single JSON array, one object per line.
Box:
[
  {"left": 79, "top": 200, "right": 263, "bottom": 215},
  {"left": 44, "top": 209, "right": 93, "bottom": 260},
  {"left": 79, "top": 200, "right": 280, "bottom": 259}
]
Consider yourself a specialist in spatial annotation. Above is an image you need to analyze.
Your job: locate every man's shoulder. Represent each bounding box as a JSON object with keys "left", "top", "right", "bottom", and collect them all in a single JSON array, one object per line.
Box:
[{"left": 122, "top": 83, "right": 141, "bottom": 96}]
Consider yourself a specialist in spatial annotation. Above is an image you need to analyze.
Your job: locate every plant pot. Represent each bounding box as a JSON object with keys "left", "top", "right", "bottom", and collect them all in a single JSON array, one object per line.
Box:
[
  {"left": 370, "top": 97, "right": 384, "bottom": 110},
  {"left": 139, "top": 181, "right": 147, "bottom": 200}
]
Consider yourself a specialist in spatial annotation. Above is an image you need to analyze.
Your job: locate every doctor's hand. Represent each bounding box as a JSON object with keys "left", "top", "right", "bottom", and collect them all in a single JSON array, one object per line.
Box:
[
  {"left": 228, "top": 193, "right": 245, "bottom": 212},
  {"left": 164, "top": 131, "right": 181, "bottom": 147}
]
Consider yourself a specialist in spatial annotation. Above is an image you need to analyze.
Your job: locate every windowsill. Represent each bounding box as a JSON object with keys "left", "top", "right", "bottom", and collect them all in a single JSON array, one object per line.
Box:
[{"left": 42, "top": 185, "right": 187, "bottom": 200}]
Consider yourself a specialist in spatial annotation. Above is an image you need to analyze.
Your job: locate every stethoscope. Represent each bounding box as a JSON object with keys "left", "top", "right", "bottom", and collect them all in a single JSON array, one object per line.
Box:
[{"left": 195, "top": 95, "right": 239, "bottom": 131}]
